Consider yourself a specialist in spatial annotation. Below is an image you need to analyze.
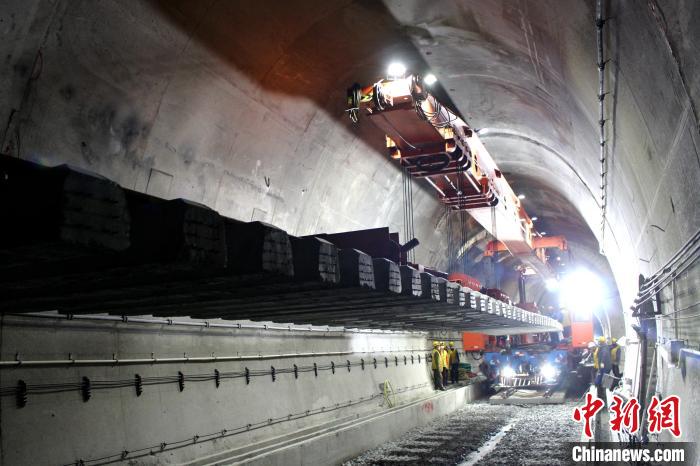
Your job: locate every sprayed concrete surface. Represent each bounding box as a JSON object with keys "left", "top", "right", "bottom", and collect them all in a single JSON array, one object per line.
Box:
[{"left": 346, "top": 401, "right": 579, "bottom": 465}]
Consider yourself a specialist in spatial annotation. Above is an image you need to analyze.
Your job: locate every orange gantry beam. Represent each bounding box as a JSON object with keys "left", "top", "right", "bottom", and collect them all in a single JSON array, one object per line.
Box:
[
  {"left": 347, "top": 74, "right": 565, "bottom": 277},
  {"left": 484, "top": 235, "right": 568, "bottom": 257}
]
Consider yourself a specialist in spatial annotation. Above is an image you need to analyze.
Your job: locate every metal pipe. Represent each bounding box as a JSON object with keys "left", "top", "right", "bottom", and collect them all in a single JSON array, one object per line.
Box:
[
  {"left": 6, "top": 312, "right": 424, "bottom": 335},
  {"left": 639, "top": 229, "right": 700, "bottom": 293},
  {"left": 637, "top": 233, "right": 700, "bottom": 294},
  {"left": 0, "top": 348, "right": 430, "bottom": 368},
  {"left": 633, "top": 230, "right": 700, "bottom": 310},
  {"left": 0, "top": 351, "right": 353, "bottom": 367},
  {"left": 680, "top": 348, "right": 700, "bottom": 360},
  {"left": 424, "top": 177, "right": 446, "bottom": 197}
]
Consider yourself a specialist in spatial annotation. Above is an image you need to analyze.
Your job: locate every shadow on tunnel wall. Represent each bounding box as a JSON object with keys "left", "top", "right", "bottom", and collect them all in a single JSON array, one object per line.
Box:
[
  {"left": 148, "top": 1, "right": 625, "bottom": 329},
  {"left": 150, "top": 0, "right": 459, "bottom": 189}
]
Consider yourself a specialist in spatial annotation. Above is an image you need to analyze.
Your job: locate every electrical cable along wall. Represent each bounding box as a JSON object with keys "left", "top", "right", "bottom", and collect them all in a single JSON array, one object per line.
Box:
[
  {"left": 630, "top": 227, "right": 700, "bottom": 443},
  {"left": 59, "top": 383, "right": 431, "bottom": 466},
  {"left": 1, "top": 353, "right": 430, "bottom": 408},
  {"left": 2, "top": 354, "right": 430, "bottom": 465},
  {"left": 0, "top": 313, "right": 435, "bottom": 465}
]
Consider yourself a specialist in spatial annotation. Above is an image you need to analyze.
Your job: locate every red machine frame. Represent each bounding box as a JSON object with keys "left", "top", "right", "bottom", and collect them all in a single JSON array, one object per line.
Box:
[{"left": 347, "top": 74, "right": 564, "bottom": 277}]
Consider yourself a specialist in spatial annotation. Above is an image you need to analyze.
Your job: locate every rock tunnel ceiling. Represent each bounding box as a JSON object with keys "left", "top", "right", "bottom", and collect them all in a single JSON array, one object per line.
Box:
[{"left": 1, "top": 0, "right": 699, "bottom": 335}]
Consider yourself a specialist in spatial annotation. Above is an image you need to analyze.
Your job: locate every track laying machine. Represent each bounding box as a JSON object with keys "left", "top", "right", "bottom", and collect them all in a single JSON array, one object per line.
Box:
[{"left": 347, "top": 70, "right": 594, "bottom": 401}]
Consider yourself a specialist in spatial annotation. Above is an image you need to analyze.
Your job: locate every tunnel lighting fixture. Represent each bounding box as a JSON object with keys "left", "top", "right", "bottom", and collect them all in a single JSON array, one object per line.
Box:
[
  {"left": 545, "top": 278, "right": 559, "bottom": 292},
  {"left": 531, "top": 216, "right": 538, "bottom": 221},
  {"left": 540, "top": 363, "right": 557, "bottom": 381},
  {"left": 518, "top": 194, "right": 526, "bottom": 200},
  {"left": 501, "top": 366, "right": 515, "bottom": 378},
  {"left": 387, "top": 62, "right": 407, "bottom": 79},
  {"left": 423, "top": 73, "right": 437, "bottom": 85},
  {"left": 559, "top": 268, "right": 605, "bottom": 318},
  {"left": 540, "top": 231, "right": 547, "bottom": 235}
]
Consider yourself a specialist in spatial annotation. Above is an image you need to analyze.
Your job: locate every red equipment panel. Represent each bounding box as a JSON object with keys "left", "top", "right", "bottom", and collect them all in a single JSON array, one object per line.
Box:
[
  {"left": 571, "top": 320, "right": 594, "bottom": 348},
  {"left": 462, "top": 332, "right": 488, "bottom": 351}
]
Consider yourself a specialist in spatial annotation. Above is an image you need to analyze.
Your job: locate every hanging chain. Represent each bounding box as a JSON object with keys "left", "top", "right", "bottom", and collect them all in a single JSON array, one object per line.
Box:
[
  {"left": 491, "top": 205, "right": 499, "bottom": 289},
  {"left": 402, "top": 165, "right": 416, "bottom": 264}
]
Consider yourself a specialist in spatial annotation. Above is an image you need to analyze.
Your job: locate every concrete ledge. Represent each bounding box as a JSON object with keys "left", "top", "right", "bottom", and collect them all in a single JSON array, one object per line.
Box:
[{"left": 190, "top": 384, "right": 481, "bottom": 466}]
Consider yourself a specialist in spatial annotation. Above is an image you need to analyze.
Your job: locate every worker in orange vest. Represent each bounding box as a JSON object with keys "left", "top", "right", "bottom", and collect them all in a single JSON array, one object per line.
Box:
[{"left": 441, "top": 342, "right": 449, "bottom": 386}]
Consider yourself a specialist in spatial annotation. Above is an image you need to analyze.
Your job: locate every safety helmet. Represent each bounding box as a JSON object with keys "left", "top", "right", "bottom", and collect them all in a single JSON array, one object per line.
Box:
[
  {"left": 611, "top": 337, "right": 618, "bottom": 343},
  {"left": 440, "top": 341, "right": 445, "bottom": 346},
  {"left": 433, "top": 341, "right": 439, "bottom": 347},
  {"left": 449, "top": 342, "right": 455, "bottom": 347},
  {"left": 597, "top": 336, "right": 606, "bottom": 343}
]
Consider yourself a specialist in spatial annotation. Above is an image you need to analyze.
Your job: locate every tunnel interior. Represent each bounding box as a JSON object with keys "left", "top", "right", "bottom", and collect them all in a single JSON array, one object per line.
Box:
[{"left": 0, "top": 0, "right": 699, "bottom": 464}]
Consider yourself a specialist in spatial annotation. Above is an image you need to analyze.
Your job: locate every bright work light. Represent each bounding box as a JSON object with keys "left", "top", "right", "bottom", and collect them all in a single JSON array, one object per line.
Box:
[
  {"left": 540, "top": 363, "right": 557, "bottom": 381},
  {"left": 387, "top": 62, "right": 406, "bottom": 79},
  {"left": 559, "top": 268, "right": 605, "bottom": 318},
  {"left": 545, "top": 278, "right": 559, "bottom": 292}
]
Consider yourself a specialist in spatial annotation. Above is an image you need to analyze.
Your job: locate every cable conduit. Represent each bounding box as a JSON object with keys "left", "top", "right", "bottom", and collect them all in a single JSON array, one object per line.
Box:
[
  {"left": 0, "top": 355, "right": 433, "bottom": 398},
  {"left": 5, "top": 312, "right": 425, "bottom": 335},
  {"left": 0, "top": 348, "right": 431, "bottom": 368}
]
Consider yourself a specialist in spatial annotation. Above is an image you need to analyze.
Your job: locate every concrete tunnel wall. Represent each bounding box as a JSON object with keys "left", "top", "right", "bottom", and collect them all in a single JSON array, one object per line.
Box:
[
  {"left": 0, "top": 0, "right": 451, "bottom": 269},
  {"left": 1, "top": 0, "right": 700, "bottom": 460},
  {"left": 0, "top": 315, "right": 434, "bottom": 465}
]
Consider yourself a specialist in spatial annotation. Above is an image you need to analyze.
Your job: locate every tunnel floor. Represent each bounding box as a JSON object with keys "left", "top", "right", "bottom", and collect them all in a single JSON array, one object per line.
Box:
[{"left": 345, "top": 400, "right": 579, "bottom": 466}]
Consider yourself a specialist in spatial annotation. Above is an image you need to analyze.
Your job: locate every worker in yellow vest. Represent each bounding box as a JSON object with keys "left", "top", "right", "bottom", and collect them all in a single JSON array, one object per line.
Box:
[
  {"left": 431, "top": 341, "right": 445, "bottom": 391},
  {"left": 440, "top": 342, "right": 449, "bottom": 386},
  {"left": 592, "top": 335, "right": 606, "bottom": 370},
  {"left": 449, "top": 342, "right": 460, "bottom": 384},
  {"left": 592, "top": 336, "right": 611, "bottom": 404},
  {"left": 610, "top": 337, "right": 622, "bottom": 378}
]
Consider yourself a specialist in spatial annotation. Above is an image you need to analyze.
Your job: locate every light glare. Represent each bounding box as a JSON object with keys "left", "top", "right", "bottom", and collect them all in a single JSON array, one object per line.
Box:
[
  {"left": 559, "top": 268, "right": 605, "bottom": 318},
  {"left": 501, "top": 366, "right": 515, "bottom": 378},
  {"left": 387, "top": 62, "right": 406, "bottom": 78},
  {"left": 540, "top": 363, "right": 557, "bottom": 381},
  {"left": 424, "top": 73, "right": 437, "bottom": 85},
  {"left": 545, "top": 278, "right": 559, "bottom": 292}
]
